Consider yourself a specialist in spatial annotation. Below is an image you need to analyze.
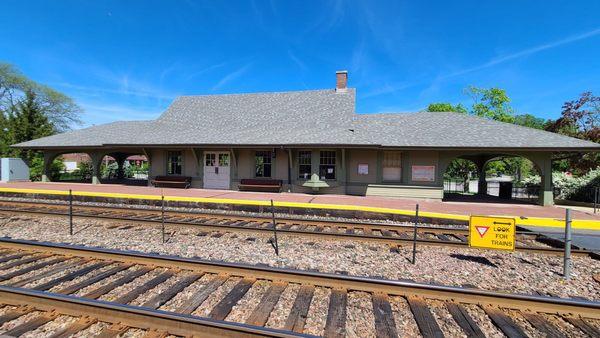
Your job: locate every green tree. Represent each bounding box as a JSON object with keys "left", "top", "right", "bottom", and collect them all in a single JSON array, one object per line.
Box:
[
  {"left": 29, "top": 157, "right": 64, "bottom": 181},
  {"left": 464, "top": 86, "right": 515, "bottom": 123},
  {"left": 74, "top": 160, "right": 93, "bottom": 180},
  {"left": 484, "top": 157, "right": 538, "bottom": 182},
  {"left": 513, "top": 114, "right": 547, "bottom": 129},
  {"left": 7, "top": 90, "right": 55, "bottom": 163},
  {"left": 546, "top": 92, "right": 599, "bottom": 174},
  {"left": 0, "top": 62, "right": 81, "bottom": 180},
  {"left": 0, "top": 63, "right": 81, "bottom": 132},
  {"left": 0, "top": 111, "right": 8, "bottom": 155},
  {"left": 426, "top": 102, "right": 468, "bottom": 113},
  {"left": 443, "top": 159, "right": 478, "bottom": 193}
]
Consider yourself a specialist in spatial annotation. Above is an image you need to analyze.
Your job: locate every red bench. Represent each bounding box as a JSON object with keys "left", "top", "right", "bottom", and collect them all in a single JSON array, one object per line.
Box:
[
  {"left": 151, "top": 175, "right": 192, "bottom": 189},
  {"left": 238, "top": 179, "right": 282, "bottom": 192}
]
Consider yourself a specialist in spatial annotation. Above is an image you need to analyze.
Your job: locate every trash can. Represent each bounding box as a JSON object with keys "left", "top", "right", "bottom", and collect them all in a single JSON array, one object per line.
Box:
[{"left": 499, "top": 182, "right": 513, "bottom": 200}]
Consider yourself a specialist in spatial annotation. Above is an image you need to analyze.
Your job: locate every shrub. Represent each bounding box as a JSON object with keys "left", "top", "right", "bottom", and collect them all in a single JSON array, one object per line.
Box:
[
  {"left": 100, "top": 162, "right": 118, "bottom": 179},
  {"left": 29, "top": 156, "right": 64, "bottom": 181},
  {"left": 523, "top": 168, "right": 600, "bottom": 202},
  {"left": 74, "top": 160, "right": 92, "bottom": 180}
]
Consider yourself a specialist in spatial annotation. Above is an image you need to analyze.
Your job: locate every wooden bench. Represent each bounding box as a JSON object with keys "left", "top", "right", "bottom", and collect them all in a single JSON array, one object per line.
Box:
[
  {"left": 151, "top": 175, "right": 192, "bottom": 189},
  {"left": 238, "top": 179, "right": 282, "bottom": 193}
]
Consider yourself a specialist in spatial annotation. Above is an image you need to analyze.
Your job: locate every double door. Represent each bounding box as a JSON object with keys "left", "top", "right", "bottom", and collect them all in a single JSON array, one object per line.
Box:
[{"left": 203, "top": 151, "right": 230, "bottom": 189}]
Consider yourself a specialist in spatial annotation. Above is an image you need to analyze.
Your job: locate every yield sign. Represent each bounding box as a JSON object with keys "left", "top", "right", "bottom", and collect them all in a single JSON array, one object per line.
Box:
[{"left": 475, "top": 226, "right": 489, "bottom": 238}]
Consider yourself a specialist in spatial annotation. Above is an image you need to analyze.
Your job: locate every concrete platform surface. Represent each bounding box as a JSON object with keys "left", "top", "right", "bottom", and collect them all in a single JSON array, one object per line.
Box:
[
  {"left": 1, "top": 182, "right": 599, "bottom": 223},
  {"left": 521, "top": 225, "right": 600, "bottom": 251}
]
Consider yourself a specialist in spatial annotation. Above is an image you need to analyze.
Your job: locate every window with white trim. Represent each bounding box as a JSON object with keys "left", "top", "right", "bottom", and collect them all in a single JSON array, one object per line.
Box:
[{"left": 205, "top": 153, "right": 215, "bottom": 166}]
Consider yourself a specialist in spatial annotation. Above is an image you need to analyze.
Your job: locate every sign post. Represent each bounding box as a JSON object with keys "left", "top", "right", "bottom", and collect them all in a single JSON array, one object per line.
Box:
[
  {"left": 469, "top": 216, "right": 516, "bottom": 251},
  {"left": 411, "top": 204, "right": 419, "bottom": 264},
  {"left": 564, "top": 208, "right": 572, "bottom": 280},
  {"left": 68, "top": 189, "right": 73, "bottom": 236},
  {"left": 161, "top": 194, "right": 166, "bottom": 244},
  {"left": 594, "top": 187, "right": 598, "bottom": 214},
  {"left": 271, "top": 199, "right": 279, "bottom": 256}
]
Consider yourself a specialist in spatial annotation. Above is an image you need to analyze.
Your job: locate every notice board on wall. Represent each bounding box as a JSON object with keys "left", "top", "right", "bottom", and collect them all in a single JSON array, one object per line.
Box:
[
  {"left": 357, "top": 163, "right": 369, "bottom": 175},
  {"left": 411, "top": 165, "right": 435, "bottom": 182}
]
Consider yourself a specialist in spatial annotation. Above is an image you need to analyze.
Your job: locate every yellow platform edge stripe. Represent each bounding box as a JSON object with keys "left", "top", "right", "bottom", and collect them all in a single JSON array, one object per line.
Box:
[{"left": 0, "top": 187, "right": 598, "bottom": 230}]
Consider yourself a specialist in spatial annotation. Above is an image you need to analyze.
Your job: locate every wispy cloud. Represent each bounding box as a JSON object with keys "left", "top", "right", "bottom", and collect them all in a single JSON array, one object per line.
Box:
[
  {"left": 52, "top": 82, "right": 177, "bottom": 100},
  {"left": 443, "top": 27, "right": 600, "bottom": 79},
  {"left": 186, "top": 61, "right": 228, "bottom": 80},
  {"left": 211, "top": 63, "right": 253, "bottom": 91},
  {"left": 351, "top": 41, "right": 365, "bottom": 73},
  {"left": 304, "top": 0, "right": 345, "bottom": 34},
  {"left": 287, "top": 50, "right": 307, "bottom": 71},
  {"left": 363, "top": 27, "right": 600, "bottom": 99},
  {"left": 79, "top": 102, "right": 163, "bottom": 126},
  {"left": 361, "top": 81, "right": 414, "bottom": 99},
  {"left": 159, "top": 62, "right": 181, "bottom": 85}
]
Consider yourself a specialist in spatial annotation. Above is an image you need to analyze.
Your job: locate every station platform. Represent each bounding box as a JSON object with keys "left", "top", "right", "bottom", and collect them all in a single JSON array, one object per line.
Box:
[{"left": 0, "top": 181, "right": 599, "bottom": 230}]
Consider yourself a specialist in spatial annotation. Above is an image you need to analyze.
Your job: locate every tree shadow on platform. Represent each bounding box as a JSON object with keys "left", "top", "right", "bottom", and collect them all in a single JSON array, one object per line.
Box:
[{"left": 450, "top": 253, "right": 498, "bottom": 268}]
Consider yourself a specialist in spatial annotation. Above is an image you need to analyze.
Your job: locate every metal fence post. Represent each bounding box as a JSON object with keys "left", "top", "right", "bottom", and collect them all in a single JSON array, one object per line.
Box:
[
  {"left": 594, "top": 186, "right": 598, "bottom": 214},
  {"left": 411, "top": 204, "right": 419, "bottom": 264},
  {"left": 564, "top": 208, "right": 572, "bottom": 280},
  {"left": 271, "top": 199, "right": 279, "bottom": 255},
  {"left": 161, "top": 195, "right": 166, "bottom": 243},
  {"left": 69, "top": 189, "right": 73, "bottom": 236}
]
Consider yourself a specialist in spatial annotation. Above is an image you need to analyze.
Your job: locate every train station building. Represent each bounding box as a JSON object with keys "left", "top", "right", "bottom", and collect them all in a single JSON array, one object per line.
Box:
[{"left": 12, "top": 71, "right": 600, "bottom": 206}]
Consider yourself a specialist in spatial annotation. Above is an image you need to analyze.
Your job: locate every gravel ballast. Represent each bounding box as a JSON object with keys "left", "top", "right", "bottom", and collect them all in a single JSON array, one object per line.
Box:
[{"left": 0, "top": 214, "right": 597, "bottom": 301}]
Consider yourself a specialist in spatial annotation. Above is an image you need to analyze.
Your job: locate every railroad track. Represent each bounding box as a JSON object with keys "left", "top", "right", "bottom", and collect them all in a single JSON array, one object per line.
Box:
[
  {"left": 0, "top": 238, "right": 599, "bottom": 338},
  {"left": 0, "top": 286, "right": 299, "bottom": 337},
  {"left": 0, "top": 199, "right": 593, "bottom": 257}
]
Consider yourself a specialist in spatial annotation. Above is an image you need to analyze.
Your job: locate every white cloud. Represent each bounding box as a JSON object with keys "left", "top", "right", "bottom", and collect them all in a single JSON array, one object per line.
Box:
[
  {"left": 52, "top": 82, "right": 177, "bottom": 100},
  {"left": 211, "top": 63, "right": 253, "bottom": 91},
  {"left": 364, "top": 27, "right": 600, "bottom": 99},
  {"left": 79, "top": 102, "right": 163, "bottom": 127},
  {"left": 443, "top": 27, "right": 600, "bottom": 79}
]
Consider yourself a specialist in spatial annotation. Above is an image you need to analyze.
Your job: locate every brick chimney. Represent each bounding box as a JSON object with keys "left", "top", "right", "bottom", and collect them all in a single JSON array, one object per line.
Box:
[{"left": 336, "top": 70, "right": 348, "bottom": 92}]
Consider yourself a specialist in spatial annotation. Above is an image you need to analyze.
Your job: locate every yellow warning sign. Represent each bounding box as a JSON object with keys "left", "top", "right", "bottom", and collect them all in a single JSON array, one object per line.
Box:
[{"left": 469, "top": 216, "right": 516, "bottom": 251}]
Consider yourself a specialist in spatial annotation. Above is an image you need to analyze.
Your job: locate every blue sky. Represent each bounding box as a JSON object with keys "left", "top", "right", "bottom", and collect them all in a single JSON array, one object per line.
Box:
[{"left": 1, "top": 1, "right": 599, "bottom": 128}]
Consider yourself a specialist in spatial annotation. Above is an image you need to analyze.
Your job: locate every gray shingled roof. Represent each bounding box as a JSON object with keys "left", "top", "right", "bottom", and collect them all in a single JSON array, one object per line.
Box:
[
  {"left": 12, "top": 88, "right": 600, "bottom": 150},
  {"left": 354, "top": 112, "right": 600, "bottom": 149}
]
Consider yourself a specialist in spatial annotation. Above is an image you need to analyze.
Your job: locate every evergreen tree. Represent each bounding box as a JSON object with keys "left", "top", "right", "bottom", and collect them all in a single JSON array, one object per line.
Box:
[
  {"left": 7, "top": 90, "right": 55, "bottom": 163},
  {"left": 0, "top": 62, "right": 78, "bottom": 180}
]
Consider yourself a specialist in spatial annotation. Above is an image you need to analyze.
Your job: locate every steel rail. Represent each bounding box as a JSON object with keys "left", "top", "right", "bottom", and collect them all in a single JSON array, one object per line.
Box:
[
  {"left": 0, "top": 201, "right": 592, "bottom": 257},
  {"left": 0, "top": 285, "right": 311, "bottom": 338},
  {"left": 1, "top": 237, "right": 598, "bottom": 319},
  {"left": 0, "top": 198, "right": 461, "bottom": 231},
  {"left": 0, "top": 198, "right": 577, "bottom": 236},
  {"left": 2, "top": 198, "right": 573, "bottom": 235}
]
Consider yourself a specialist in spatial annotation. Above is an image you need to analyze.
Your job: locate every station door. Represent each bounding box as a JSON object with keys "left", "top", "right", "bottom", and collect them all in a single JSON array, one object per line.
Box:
[{"left": 203, "top": 151, "right": 230, "bottom": 189}]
